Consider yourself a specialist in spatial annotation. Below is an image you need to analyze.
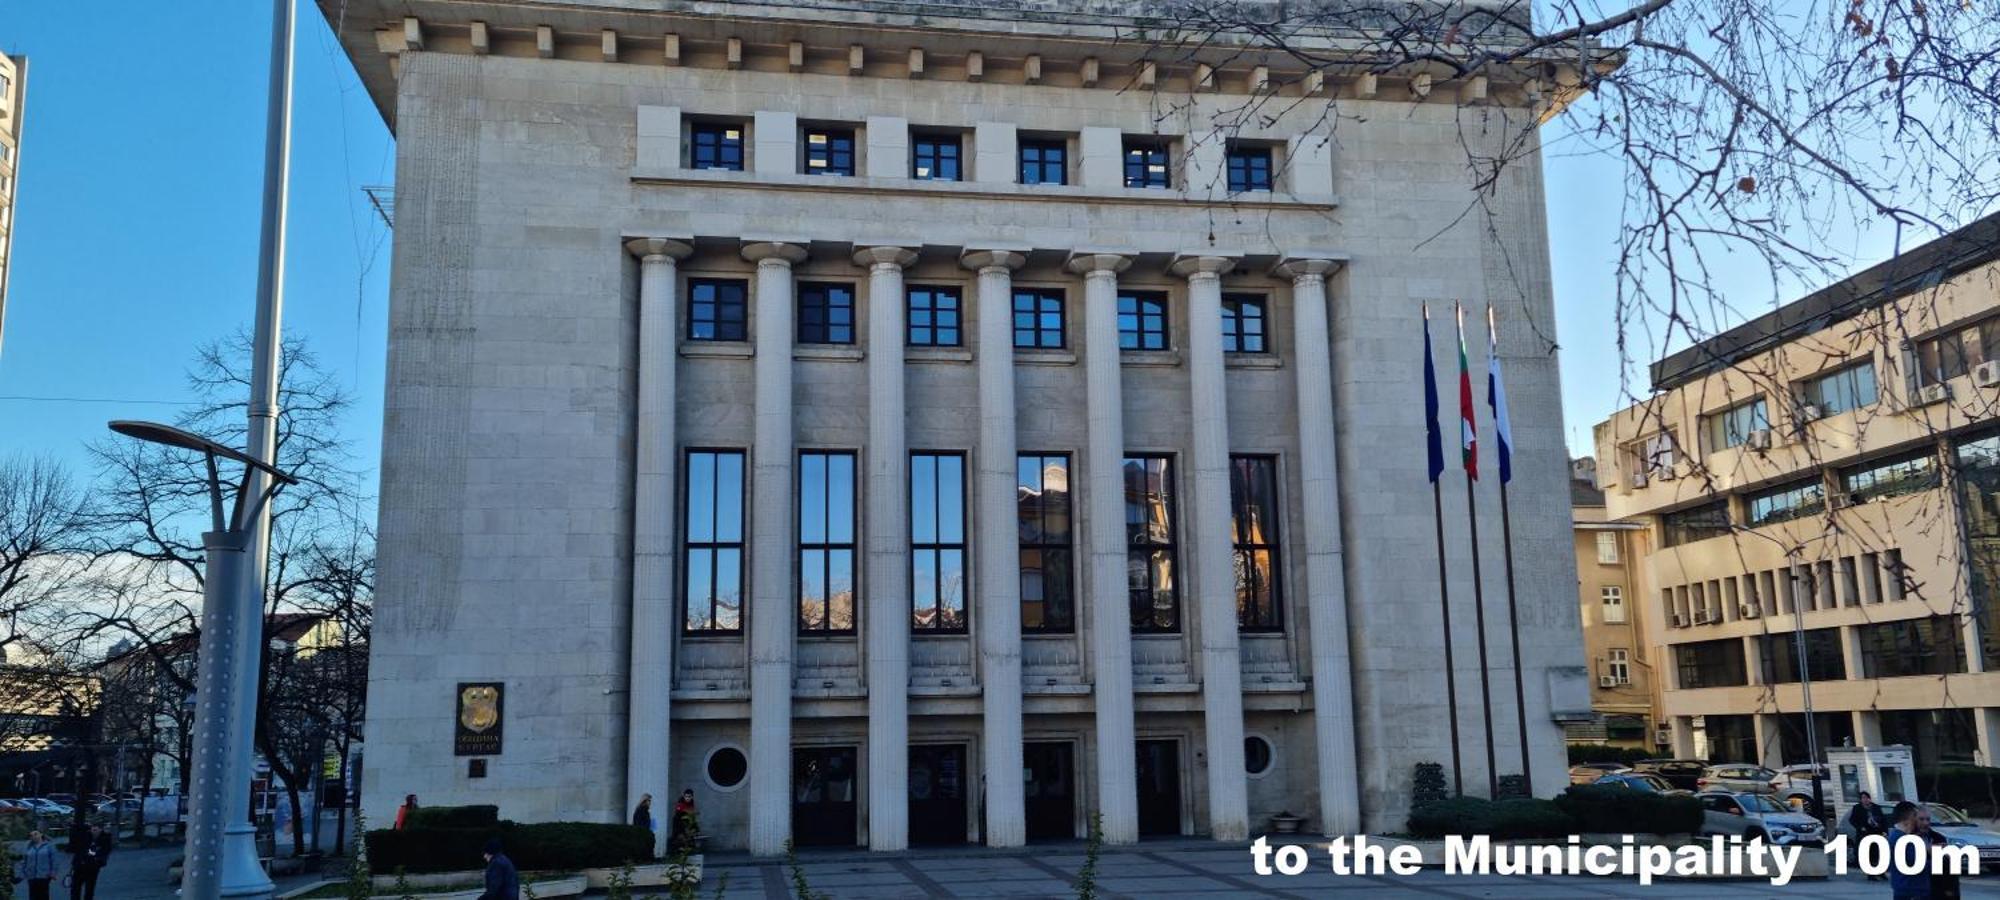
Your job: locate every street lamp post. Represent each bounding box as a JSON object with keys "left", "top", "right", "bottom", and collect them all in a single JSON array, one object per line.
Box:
[{"left": 108, "top": 421, "right": 295, "bottom": 900}]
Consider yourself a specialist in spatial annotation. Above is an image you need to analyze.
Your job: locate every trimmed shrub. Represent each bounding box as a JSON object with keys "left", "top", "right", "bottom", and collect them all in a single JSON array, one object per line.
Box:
[
  {"left": 1921, "top": 766, "right": 2000, "bottom": 817},
  {"left": 407, "top": 804, "right": 500, "bottom": 829},
  {"left": 1411, "top": 762, "right": 1450, "bottom": 809},
  {"left": 1406, "top": 796, "right": 1575, "bottom": 839},
  {"left": 366, "top": 820, "right": 654, "bottom": 874},
  {"left": 1566, "top": 744, "right": 1656, "bottom": 767},
  {"left": 1495, "top": 774, "right": 1529, "bottom": 800},
  {"left": 1554, "top": 784, "right": 1701, "bottom": 835}
]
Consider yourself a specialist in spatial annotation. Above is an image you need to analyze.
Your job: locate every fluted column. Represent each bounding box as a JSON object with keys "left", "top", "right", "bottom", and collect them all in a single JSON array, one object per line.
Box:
[
  {"left": 1066, "top": 250, "right": 1139, "bottom": 845},
  {"left": 744, "top": 239, "right": 808, "bottom": 856},
  {"left": 963, "top": 247, "right": 1030, "bottom": 847},
  {"left": 856, "top": 244, "right": 919, "bottom": 851},
  {"left": 624, "top": 237, "right": 693, "bottom": 857},
  {"left": 1276, "top": 256, "right": 1361, "bottom": 836},
  {"left": 1170, "top": 253, "right": 1248, "bottom": 841}
]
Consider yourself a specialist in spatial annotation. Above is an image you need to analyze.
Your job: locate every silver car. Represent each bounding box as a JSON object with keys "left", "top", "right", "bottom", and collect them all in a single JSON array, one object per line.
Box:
[
  {"left": 1696, "top": 790, "right": 1825, "bottom": 845},
  {"left": 1568, "top": 763, "right": 1632, "bottom": 785},
  {"left": 1697, "top": 764, "right": 1780, "bottom": 794},
  {"left": 1928, "top": 803, "right": 2000, "bottom": 867}
]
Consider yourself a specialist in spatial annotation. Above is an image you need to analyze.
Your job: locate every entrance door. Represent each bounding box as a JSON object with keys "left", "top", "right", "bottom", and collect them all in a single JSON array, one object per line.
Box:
[
  {"left": 1023, "top": 741, "right": 1076, "bottom": 840},
  {"left": 1135, "top": 739, "right": 1182, "bottom": 837},
  {"left": 908, "top": 744, "right": 969, "bottom": 846},
  {"left": 792, "top": 746, "right": 859, "bottom": 846}
]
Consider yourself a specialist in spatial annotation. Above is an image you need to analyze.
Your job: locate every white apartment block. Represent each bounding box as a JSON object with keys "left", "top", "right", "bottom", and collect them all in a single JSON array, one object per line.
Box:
[
  {"left": 1596, "top": 213, "right": 2000, "bottom": 772},
  {"left": 326, "top": 0, "right": 1587, "bottom": 851}
]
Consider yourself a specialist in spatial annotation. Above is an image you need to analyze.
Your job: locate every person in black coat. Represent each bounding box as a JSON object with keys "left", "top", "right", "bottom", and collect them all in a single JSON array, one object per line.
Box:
[
  {"left": 632, "top": 793, "right": 655, "bottom": 834},
  {"left": 477, "top": 839, "right": 520, "bottom": 900},
  {"left": 65, "top": 824, "right": 111, "bottom": 900},
  {"left": 1846, "top": 791, "right": 1887, "bottom": 881}
]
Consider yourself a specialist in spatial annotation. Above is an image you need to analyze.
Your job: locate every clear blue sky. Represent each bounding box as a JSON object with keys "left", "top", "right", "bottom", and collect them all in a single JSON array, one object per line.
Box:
[
  {"left": 0, "top": 2, "right": 1923, "bottom": 489},
  {"left": 0, "top": 3, "right": 392, "bottom": 488}
]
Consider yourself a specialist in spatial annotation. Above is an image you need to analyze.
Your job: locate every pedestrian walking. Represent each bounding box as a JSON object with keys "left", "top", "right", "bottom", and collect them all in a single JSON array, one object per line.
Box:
[
  {"left": 20, "top": 831, "right": 56, "bottom": 900},
  {"left": 1848, "top": 792, "right": 1888, "bottom": 882},
  {"left": 632, "top": 793, "right": 654, "bottom": 835},
  {"left": 669, "top": 788, "right": 698, "bottom": 854},
  {"left": 64, "top": 824, "right": 110, "bottom": 900},
  {"left": 1887, "top": 801, "right": 1931, "bottom": 900},
  {"left": 477, "top": 839, "right": 519, "bottom": 900},
  {"left": 394, "top": 794, "right": 419, "bottom": 830}
]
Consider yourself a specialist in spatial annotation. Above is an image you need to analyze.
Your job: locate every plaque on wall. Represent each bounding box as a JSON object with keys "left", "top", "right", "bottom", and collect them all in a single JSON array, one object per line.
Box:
[{"left": 455, "top": 682, "right": 504, "bottom": 757}]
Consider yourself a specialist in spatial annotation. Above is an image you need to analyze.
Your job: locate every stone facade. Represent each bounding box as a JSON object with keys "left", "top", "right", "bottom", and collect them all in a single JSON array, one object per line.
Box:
[{"left": 326, "top": 0, "right": 1586, "bottom": 849}]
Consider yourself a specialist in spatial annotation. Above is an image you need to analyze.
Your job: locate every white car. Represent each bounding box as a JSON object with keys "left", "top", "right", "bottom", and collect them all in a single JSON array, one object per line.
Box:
[
  {"left": 1696, "top": 790, "right": 1826, "bottom": 846},
  {"left": 1928, "top": 803, "right": 2000, "bottom": 867},
  {"left": 1769, "top": 764, "right": 1827, "bottom": 812},
  {"left": 21, "top": 798, "right": 73, "bottom": 817}
]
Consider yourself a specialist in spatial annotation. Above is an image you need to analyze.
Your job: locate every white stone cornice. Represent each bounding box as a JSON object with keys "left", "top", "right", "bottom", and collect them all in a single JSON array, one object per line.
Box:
[
  {"left": 1169, "top": 254, "right": 1238, "bottom": 280},
  {"left": 741, "top": 240, "right": 808, "bottom": 266},
  {"left": 1064, "top": 250, "right": 1135, "bottom": 277},
  {"left": 960, "top": 248, "right": 1028, "bottom": 272},
  {"left": 624, "top": 237, "right": 694, "bottom": 262},
  {"left": 852, "top": 245, "right": 919, "bottom": 269}
]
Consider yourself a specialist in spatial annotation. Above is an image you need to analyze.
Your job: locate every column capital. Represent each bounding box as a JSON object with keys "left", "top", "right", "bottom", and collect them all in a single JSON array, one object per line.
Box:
[
  {"left": 1273, "top": 254, "right": 1349, "bottom": 280},
  {"left": 624, "top": 237, "right": 694, "bottom": 261},
  {"left": 1168, "top": 254, "right": 1238, "bottom": 280},
  {"left": 1064, "top": 250, "right": 1135, "bottom": 277},
  {"left": 741, "top": 240, "right": 809, "bottom": 266},
  {"left": 852, "top": 244, "right": 919, "bottom": 269},
  {"left": 960, "top": 248, "right": 1029, "bottom": 272}
]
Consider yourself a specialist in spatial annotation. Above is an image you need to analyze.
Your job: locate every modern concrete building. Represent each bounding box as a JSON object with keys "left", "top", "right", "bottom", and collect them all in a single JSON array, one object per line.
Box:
[
  {"left": 0, "top": 52, "right": 23, "bottom": 358},
  {"left": 1567, "top": 460, "right": 1662, "bottom": 752},
  {"left": 324, "top": 0, "right": 1589, "bottom": 851},
  {"left": 1595, "top": 213, "right": 2000, "bottom": 772}
]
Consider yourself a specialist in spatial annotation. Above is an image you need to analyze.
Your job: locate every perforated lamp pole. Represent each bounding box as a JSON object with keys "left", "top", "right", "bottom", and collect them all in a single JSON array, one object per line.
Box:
[{"left": 109, "top": 422, "right": 296, "bottom": 900}]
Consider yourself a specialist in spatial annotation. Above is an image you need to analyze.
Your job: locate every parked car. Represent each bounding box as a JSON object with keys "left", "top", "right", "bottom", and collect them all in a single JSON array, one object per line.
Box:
[
  {"left": 20, "top": 798, "right": 73, "bottom": 817},
  {"left": 1926, "top": 803, "right": 2000, "bottom": 867},
  {"left": 1697, "top": 764, "right": 1780, "bottom": 794},
  {"left": 95, "top": 798, "right": 143, "bottom": 817},
  {"left": 1768, "top": 764, "right": 1827, "bottom": 812},
  {"left": 1569, "top": 763, "right": 1633, "bottom": 785},
  {"left": 1695, "top": 790, "right": 1826, "bottom": 845},
  {"left": 1631, "top": 759, "right": 1707, "bottom": 791},
  {"left": 1594, "top": 773, "right": 1690, "bottom": 795}
]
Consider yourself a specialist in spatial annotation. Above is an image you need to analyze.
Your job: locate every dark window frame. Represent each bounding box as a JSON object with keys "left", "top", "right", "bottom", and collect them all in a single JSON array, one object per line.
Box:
[
  {"left": 798, "top": 282, "right": 857, "bottom": 345},
  {"left": 1019, "top": 453, "right": 1076, "bottom": 635},
  {"left": 1013, "top": 288, "right": 1067, "bottom": 349},
  {"left": 1759, "top": 628, "right": 1848, "bottom": 683},
  {"left": 1125, "top": 454, "right": 1182, "bottom": 634},
  {"left": 1745, "top": 477, "right": 1826, "bottom": 527},
  {"left": 1118, "top": 291, "right": 1170, "bottom": 351},
  {"left": 689, "top": 120, "right": 746, "bottom": 171},
  {"left": 911, "top": 451, "right": 970, "bottom": 634},
  {"left": 802, "top": 126, "right": 856, "bottom": 176},
  {"left": 1799, "top": 362, "right": 1878, "bottom": 417},
  {"left": 1860, "top": 615, "right": 1967, "bottom": 678},
  {"left": 906, "top": 285, "right": 964, "bottom": 347},
  {"left": 797, "top": 450, "right": 858, "bottom": 636},
  {"left": 683, "top": 449, "right": 747, "bottom": 635},
  {"left": 911, "top": 133, "right": 963, "bottom": 181},
  {"left": 1230, "top": 455, "right": 1284, "bottom": 632},
  {"left": 1702, "top": 397, "right": 1771, "bottom": 453},
  {"left": 1662, "top": 500, "right": 1732, "bottom": 547},
  {"left": 1122, "top": 138, "right": 1172, "bottom": 189},
  {"left": 1019, "top": 138, "right": 1069, "bottom": 185},
  {"left": 1225, "top": 143, "right": 1274, "bottom": 192},
  {"left": 688, "top": 278, "right": 749, "bottom": 342},
  {"left": 1843, "top": 449, "right": 1940, "bottom": 504},
  {"left": 1221, "top": 293, "right": 1270, "bottom": 353},
  {"left": 1674, "top": 637, "right": 1749, "bottom": 689}
]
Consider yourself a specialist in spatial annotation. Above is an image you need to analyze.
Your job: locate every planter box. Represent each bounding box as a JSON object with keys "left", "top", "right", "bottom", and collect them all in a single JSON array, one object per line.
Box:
[
  {"left": 280, "top": 874, "right": 589, "bottom": 899},
  {"left": 582, "top": 857, "right": 702, "bottom": 888}
]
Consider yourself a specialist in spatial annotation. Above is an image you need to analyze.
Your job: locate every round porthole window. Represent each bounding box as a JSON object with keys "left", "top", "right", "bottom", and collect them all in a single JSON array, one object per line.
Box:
[
  {"left": 1244, "top": 735, "right": 1275, "bottom": 777},
  {"left": 706, "top": 745, "right": 748, "bottom": 792}
]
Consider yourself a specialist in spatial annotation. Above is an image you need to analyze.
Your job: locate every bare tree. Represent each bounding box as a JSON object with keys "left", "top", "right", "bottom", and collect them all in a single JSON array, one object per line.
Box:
[{"left": 0, "top": 457, "right": 90, "bottom": 662}]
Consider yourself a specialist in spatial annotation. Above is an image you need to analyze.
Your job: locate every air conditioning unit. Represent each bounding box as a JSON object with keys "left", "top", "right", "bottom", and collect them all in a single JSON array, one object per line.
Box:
[
  {"left": 1598, "top": 675, "right": 1618, "bottom": 688},
  {"left": 1629, "top": 470, "right": 1649, "bottom": 488},
  {"left": 1744, "top": 429, "right": 1773, "bottom": 450},
  {"left": 1655, "top": 466, "right": 1678, "bottom": 481},
  {"left": 1798, "top": 404, "right": 1824, "bottom": 423},
  {"left": 1978, "top": 361, "right": 2000, "bottom": 388},
  {"left": 1917, "top": 382, "right": 1951, "bottom": 406},
  {"left": 1830, "top": 492, "right": 1859, "bottom": 509},
  {"left": 1671, "top": 613, "right": 1689, "bottom": 628}
]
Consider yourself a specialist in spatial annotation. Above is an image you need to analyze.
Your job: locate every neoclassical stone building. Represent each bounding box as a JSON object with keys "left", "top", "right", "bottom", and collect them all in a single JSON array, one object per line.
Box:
[{"left": 324, "top": 0, "right": 1588, "bottom": 851}]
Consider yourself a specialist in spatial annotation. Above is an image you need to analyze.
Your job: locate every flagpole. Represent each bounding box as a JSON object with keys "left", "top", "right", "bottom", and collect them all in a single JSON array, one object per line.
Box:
[
  {"left": 1423, "top": 304, "right": 1465, "bottom": 796},
  {"left": 1489, "top": 305, "right": 1535, "bottom": 798},
  {"left": 1456, "top": 303, "right": 1499, "bottom": 798}
]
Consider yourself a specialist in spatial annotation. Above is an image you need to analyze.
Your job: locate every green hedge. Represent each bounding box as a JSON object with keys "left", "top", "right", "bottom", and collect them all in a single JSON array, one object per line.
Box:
[
  {"left": 1554, "top": 784, "right": 1701, "bottom": 835},
  {"left": 1566, "top": 744, "right": 1659, "bottom": 767},
  {"left": 366, "top": 821, "right": 653, "bottom": 873},
  {"left": 1406, "top": 796, "right": 1577, "bottom": 839},
  {"left": 1921, "top": 766, "right": 2000, "bottom": 817},
  {"left": 407, "top": 804, "right": 500, "bottom": 829}
]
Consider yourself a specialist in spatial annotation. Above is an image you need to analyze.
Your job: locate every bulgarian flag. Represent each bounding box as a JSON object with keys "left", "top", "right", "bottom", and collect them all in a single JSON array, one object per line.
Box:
[
  {"left": 1455, "top": 303, "right": 1478, "bottom": 480},
  {"left": 1486, "top": 304, "right": 1515, "bottom": 485}
]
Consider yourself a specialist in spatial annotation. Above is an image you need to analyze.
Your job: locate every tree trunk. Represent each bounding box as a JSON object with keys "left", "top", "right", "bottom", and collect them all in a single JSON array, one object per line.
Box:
[{"left": 287, "top": 782, "right": 307, "bottom": 856}]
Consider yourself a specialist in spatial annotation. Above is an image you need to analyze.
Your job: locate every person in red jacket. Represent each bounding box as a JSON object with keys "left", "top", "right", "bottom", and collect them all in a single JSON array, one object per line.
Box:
[{"left": 393, "top": 794, "right": 419, "bottom": 830}]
